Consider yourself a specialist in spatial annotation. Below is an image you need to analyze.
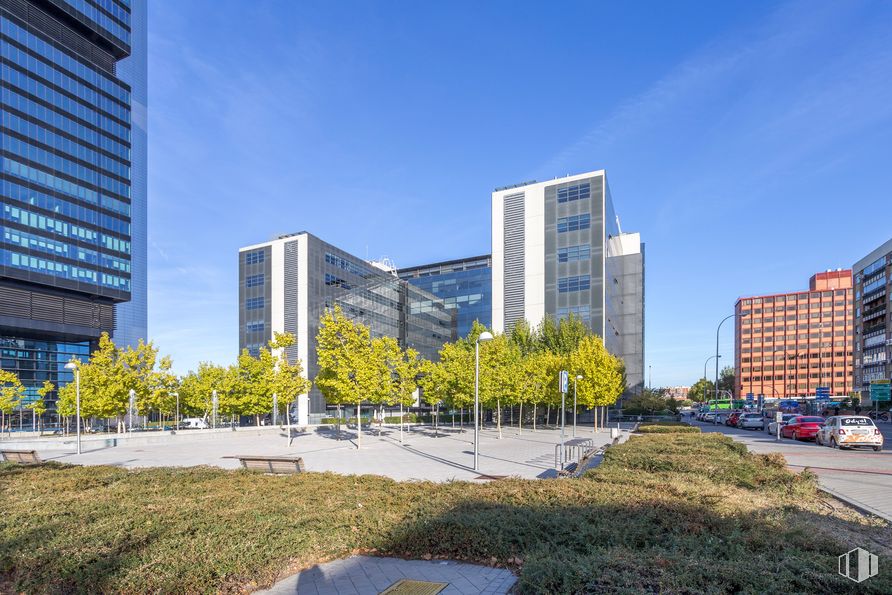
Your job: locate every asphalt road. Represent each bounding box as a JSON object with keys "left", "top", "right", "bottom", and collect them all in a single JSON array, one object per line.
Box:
[{"left": 690, "top": 416, "right": 892, "bottom": 522}]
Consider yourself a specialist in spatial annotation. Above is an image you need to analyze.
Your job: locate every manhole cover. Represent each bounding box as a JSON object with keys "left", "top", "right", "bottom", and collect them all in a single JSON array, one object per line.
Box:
[{"left": 379, "top": 579, "right": 447, "bottom": 594}]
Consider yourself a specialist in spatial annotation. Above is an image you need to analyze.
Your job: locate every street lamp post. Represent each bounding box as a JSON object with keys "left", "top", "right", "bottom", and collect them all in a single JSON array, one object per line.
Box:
[
  {"left": 573, "top": 375, "right": 582, "bottom": 437},
  {"left": 474, "top": 331, "right": 493, "bottom": 472},
  {"left": 703, "top": 355, "right": 720, "bottom": 418},
  {"left": 64, "top": 361, "right": 81, "bottom": 455},
  {"left": 714, "top": 314, "right": 743, "bottom": 424},
  {"left": 171, "top": 392, "right": 179, "bottom": 431}
]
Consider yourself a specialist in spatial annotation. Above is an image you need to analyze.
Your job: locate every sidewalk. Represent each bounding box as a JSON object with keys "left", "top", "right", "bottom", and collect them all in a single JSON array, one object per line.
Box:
[
  {"left": 257, "top": 556, "right": 516, "bottom": 595},
  {"left": 26, "top": 424, "right": 631, "bottom": 482}
]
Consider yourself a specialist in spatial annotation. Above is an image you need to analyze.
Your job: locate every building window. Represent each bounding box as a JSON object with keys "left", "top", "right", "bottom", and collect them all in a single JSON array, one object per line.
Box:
[
  {"left": 325, "top": 273, "right": 352, "bottom": 289},
  {"left": 245, "top": 297, "right": 264, "bottom": 310},
  {"left": 246, "top": 274, "right": 264, "bottom": 287},
  {"left": 558, "top": 275, "right": 591, "bottom": 293},
  {"left": 246, "top": 322, "right": 264, "bottom": 333},
  {"left": 557, "top": 214, "right": 591, "bottom": 233},
  {"left": 245, "top": 250, "right": 265, "bottom": 264},
  {"left": 557, "top": 244, "right": 591, "bottom": 263},
  {"left": 557, "top": 305, "right": 590, "bottom": 321},
  {"left": 557, "top": 183, "right": 591, "bottom": 204}
]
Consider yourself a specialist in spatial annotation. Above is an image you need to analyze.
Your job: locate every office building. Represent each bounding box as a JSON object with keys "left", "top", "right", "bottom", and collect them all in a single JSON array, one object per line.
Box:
[
  {"left": 398, "top": 254, "right": 491, "bottom": 338},
  {"left": 665, "top": 386, "right": 690, "bottom": 401},
  {"left": 238, "top": 232, "right": 455, "bottom": 418},
  {"left": 734, "top": 270, "right": 853, "bottom": 400},
  {"left": 491, "top": 170, "right": 645, "bottom": 395},
  {"left": 853, "top": 238, "right": 892, "bottom": 403},
  {"left": 1, "top": 0, "right": 136, "bottom": 416}
]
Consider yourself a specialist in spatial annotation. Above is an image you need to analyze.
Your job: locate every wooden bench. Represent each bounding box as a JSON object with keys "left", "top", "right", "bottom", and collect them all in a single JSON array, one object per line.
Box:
[
  {"left": 1, "top": 449, "right": 42, "bottom": 465},
  {"left": 224, "top": 455, "right": 305, "bottom": 474}
]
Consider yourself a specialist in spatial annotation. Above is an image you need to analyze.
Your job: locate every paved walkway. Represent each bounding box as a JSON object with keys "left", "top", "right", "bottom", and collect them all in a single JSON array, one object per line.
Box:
[
  {"left": 257, "top": 556, "right": 516, "bottom": 595},
  {"left": 693, "top": 418, "right": 892, "bottom": 521},
  {"left": 27, "top": 423, "right": 629, "bottom": 482}
]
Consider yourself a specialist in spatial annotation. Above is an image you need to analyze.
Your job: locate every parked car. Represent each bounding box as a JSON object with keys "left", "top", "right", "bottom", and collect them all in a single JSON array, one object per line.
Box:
[
  {"left": 726, "top": 411, "right": 743, "bottom": 427},
  {"left": 181, "top": 417, "right": 208, "bottom": 429},
  {"left": 780, "top": 416, "right": 825, "bottom": 441},
  {"left": 701, "top": 411, "right": 717, "bottom": 423},
  {"left": 765, "top": 413, "right": 797, "bottom": 435},
  {"left": 737, "top": 413, "right": 764, "bottom": 430},
  {"left": 816, "top": 416, "right": 884, "bottom": 451}
]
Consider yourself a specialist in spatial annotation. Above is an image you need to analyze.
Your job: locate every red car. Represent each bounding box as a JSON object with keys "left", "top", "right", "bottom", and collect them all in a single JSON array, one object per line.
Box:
[
  {"left": 726, "top": 411, "right": 743, "bottom": 427},
  {"left": 781, "top": 416, "right": 825, "bottom": 441}
]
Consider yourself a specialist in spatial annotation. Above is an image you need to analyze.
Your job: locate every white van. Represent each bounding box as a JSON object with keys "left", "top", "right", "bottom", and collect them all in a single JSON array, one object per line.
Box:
[{"left": 181, "top": 417, "right": 208, "bottom": 429}]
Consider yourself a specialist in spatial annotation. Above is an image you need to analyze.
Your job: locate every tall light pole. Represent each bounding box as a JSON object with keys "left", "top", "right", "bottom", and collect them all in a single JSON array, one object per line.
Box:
[
  {"left": 704, "top": 355, "right": 720, "bottom": 409},
  {"left": 64, "top": 361, "right": 81, "bottom": 455},
  {"left": 573, "top": 375, "right": 582, "bottom": 437},
  {"left": 714, "top": 313, "right": 744, "bottom": 423},
  {"left": 474, "top": 331, "right": 493, "bottom": 472}
]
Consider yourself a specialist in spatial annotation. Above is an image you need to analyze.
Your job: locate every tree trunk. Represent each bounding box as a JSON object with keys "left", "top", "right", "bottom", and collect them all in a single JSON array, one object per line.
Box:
[
  {"left": 533, "top": 403, "right": 537, "bottom": 432},
  {"left": 356, "top": 401, "right": 362, "bottom": 450},
  {"left": 546, "top": 405, "right": 551, "bottom": 427},
  {"left": 497, "top": 398, "right": 502, "bottom": 439},
  {"left": 460, "top": 408, "right": 464, "bottom": 432},
  {"left": 337, "top": 404, "right": 342, "bottom": 440},
  {"left": 519, "top": 402, "right": 523, "bottom": 436}
]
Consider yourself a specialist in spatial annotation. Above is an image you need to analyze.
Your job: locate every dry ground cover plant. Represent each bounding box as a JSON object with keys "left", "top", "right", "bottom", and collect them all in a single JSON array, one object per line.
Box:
[{"left": 1, "top": 432, "right": 889, "bottom": 594}]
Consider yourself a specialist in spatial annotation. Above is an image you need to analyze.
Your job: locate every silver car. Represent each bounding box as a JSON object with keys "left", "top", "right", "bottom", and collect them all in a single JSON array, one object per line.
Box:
[
  {"left": 765, "top": 413, "right": 797, "bottom": 435},
  {"left": 737, "top": 413, "right": 763, "bottom": 430}
]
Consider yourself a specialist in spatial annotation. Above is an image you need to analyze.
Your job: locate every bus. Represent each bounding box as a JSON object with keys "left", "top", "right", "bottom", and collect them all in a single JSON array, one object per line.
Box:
[{"left": 702, "top": 398, "right": 748, "bottom": 412}]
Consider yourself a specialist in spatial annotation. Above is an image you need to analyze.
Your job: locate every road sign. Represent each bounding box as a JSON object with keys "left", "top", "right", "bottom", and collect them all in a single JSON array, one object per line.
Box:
[
  {"left": 816, "top": 386, "right": 831, "bottom": 400},
  {"left": 870, "top": 380, "right": 891, "bottom": 402},
  {"left": 559, "top": 370, "right": 569, "bottom": 394},
  {"left": 746, "top": 393, "right": 754, "bottom": 402}
]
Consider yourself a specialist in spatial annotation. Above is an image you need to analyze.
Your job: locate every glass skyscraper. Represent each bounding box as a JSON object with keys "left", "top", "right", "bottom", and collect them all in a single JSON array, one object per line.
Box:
[
  {"left": 398, "top": 255, "right": 492, "bottom": 338},
  {"left": 1, "top": 0, "right": 137, "bottom": 418}
]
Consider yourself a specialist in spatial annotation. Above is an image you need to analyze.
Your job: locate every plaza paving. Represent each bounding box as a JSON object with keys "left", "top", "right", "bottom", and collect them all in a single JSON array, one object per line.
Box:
[
  {"left": 32, "top": 422, "right": 627, "bottom": 481},
  {"left": 257, "top": 556, "right": 516, "bottom": 595},
  {"left": 694, "top": 418, "right": 892, "bottom": 521}
]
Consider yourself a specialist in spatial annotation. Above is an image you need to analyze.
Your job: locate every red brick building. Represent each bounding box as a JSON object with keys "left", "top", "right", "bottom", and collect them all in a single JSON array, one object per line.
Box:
[{"left": 735, "top": 270, "right": 853, "bottom": 400}]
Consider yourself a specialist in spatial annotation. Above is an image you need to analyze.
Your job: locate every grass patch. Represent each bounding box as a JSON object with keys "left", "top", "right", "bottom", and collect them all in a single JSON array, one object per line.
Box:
[
  {"left": 1, "top": 434, "right": 889, "bottom": 593},
  {"left": 637, "top": 421, "right": 701, "bottom": 434}
]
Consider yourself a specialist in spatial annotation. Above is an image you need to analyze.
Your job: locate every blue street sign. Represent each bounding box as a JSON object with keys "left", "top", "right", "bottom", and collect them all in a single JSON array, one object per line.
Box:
[
  {"left": 816, "top": 386, "right": 830, "bottom": 400},
  {"left": 559, "top": 370, "right": 569, "bottom": 394},
  {"left": 746, "top": 393, "right": 754, "bottom": 402}
]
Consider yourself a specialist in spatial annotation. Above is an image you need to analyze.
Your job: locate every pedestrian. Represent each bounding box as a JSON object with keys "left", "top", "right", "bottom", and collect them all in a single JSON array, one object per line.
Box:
[{"left": 833, "top": 406, "right": 840, "bottom": 416}]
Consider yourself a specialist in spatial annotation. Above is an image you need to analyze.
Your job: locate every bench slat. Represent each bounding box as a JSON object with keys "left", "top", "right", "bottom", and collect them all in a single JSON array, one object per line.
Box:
[
  {"left": 227, "top": 455, "right": 305, "bottom": 474},
  {"left": 1, "top": 449, "right": 41, "bottom": 465}
]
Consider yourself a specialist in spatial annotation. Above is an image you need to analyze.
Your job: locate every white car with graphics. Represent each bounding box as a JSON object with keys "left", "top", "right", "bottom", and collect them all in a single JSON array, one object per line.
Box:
[{"left": 815, "top": 416, "right": 883, "bottom": 451}]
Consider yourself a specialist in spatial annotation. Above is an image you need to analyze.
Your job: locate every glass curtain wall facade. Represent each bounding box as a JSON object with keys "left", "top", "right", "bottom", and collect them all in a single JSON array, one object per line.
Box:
[
  {"left": 397, "top": 255, "right": 491, "bottom": 338},
  {"left": 1, "top": 0, "right": 133, "bottom": 421}
]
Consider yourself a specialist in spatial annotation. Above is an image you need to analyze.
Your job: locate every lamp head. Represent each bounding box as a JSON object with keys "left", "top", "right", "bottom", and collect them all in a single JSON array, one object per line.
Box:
[
  {"left": 477, "top": 331, "right": 493, "bottom": 343},
  {"left": 64, "top": 361, "right": 78, "bottom": 370},
  {"left": 576, "top": 375, "right": 583, "bottom": 379}
]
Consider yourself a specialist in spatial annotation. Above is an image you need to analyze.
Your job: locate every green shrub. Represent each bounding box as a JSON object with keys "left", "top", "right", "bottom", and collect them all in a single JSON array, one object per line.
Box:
[
  {"left": 0, "top": 430, "right": 885, "bottom": 594},
  {"left": 637, "top": 422, "right": 700, "bottom": 434}
]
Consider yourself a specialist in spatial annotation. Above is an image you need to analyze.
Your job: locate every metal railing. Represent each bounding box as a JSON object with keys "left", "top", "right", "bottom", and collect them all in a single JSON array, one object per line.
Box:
[{"left": 555, "top": 439, "right": 594, "bottom": 470}]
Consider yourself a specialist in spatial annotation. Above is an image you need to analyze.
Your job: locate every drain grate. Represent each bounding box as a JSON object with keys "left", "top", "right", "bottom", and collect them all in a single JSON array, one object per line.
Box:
[
  {"left": 379, "top": 578, "right": 447, "bottom": 595},
  {"left": 474, "top": 474, "right": 507, "bottom": 480}
]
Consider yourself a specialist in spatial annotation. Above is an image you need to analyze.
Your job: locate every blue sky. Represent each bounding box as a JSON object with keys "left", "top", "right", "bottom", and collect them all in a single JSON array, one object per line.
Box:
[{"left": 147, "top": 0, "right": 892, "bottom": 386}]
